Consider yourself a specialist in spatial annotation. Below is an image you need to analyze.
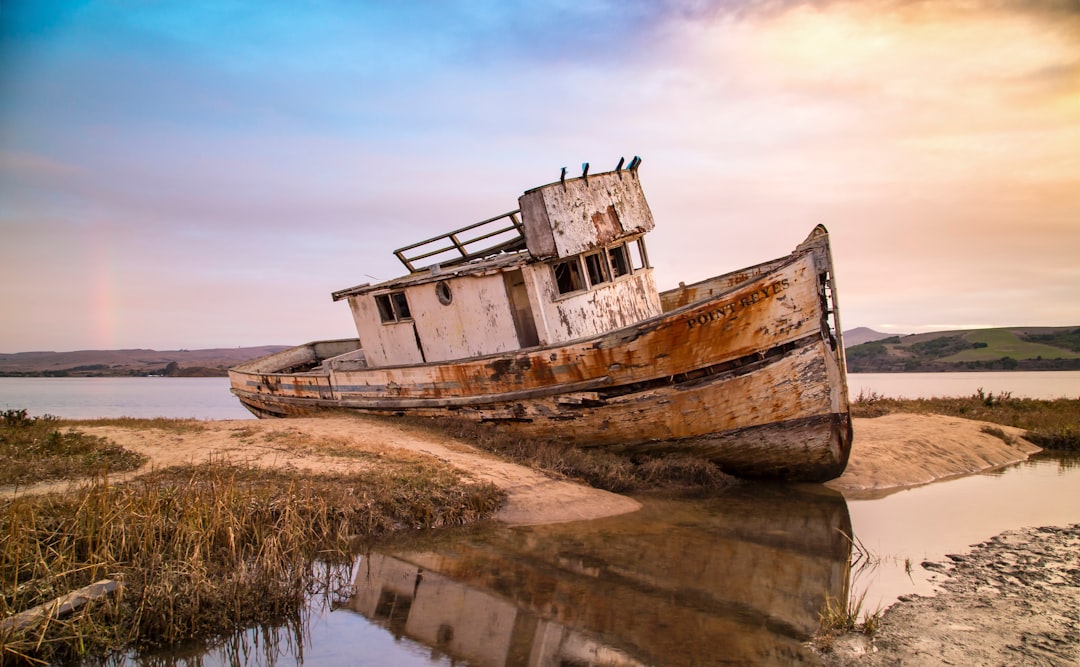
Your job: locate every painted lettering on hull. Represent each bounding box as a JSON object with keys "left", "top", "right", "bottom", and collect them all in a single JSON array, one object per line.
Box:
[{"left": 686, "top": 279, "right": 790, "bottom": 330}]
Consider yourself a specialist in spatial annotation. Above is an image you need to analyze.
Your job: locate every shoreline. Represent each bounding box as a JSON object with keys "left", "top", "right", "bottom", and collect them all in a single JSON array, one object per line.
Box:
[
  {"left": 826, "top": 413, "right": 1041, "bottom": 499},
  {"left": 7, "top": 412, "right": 1043, "bottom": 512},
  {"left": 4, "top": 415, "right": 643, "bottom": 524},
  {"left": 816, "top": 524, "right": 1079, "bottom": 666}
]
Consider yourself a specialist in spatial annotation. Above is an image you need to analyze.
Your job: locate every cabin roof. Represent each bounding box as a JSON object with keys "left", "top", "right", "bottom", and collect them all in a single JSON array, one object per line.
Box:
[
  {"left": 332, "top": 163, "right": 652, "bottom": 303},
  {"left": 331, "top": 250, "right": 530, "bottom": 301}
]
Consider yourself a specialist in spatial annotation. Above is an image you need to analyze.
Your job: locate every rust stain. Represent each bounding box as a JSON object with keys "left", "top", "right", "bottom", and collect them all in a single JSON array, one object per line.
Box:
[{"left": 590, "top": 205, "right": 622, "bottom": 245}]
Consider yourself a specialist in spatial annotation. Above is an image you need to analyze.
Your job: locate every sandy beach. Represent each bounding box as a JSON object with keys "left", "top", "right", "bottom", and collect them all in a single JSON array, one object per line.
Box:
[{"left": 6, "top": 411, "right": 1075, "bottom": 665}]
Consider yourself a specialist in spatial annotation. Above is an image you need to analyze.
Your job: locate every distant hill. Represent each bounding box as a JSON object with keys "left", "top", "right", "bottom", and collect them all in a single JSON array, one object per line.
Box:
[
  {"left": 0, "top": 346, "right": 290, "bottom": 377},
  {"left": 845, "top": 326, "right": 1080, "bottom": 372},
  {"left": 843, "top": 327, "right": 898, "bottom": 347}
]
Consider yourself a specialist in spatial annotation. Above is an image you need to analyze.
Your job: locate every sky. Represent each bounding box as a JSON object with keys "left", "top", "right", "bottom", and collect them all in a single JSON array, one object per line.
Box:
[{"left": 1, "top": 0, "right": 1078, "bottom": 352}]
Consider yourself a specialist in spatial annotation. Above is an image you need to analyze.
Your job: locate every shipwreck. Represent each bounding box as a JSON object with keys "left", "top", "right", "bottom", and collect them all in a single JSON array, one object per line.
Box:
[{"left": 230, "top": 160, "right": 852, "bottom": 481}]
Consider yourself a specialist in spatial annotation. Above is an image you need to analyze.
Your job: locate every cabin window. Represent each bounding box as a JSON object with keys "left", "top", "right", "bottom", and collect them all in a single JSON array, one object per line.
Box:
[
  {"left": 435, "top": 281, "right": 453, "bottom": 305},
  {"left": 584, "top": 251, "right": 610, "bottom": 287},
  {"left": 375, "top": 295, "right": 394, "bottom": 322},
  {"left": 552, "top": 258, "right": 586, "bottom": 295},
  {"left": 608, "top": 244, "right": 630, "bottom": 278},
  {"left": 375, "top": 291, "right": 412, "bottom": 323},
  {"left": 627, "top": 237, "right": 649, "bottom": 271},
  {"left": 392, "top": 291, "right": 411, "bottom": 318}
]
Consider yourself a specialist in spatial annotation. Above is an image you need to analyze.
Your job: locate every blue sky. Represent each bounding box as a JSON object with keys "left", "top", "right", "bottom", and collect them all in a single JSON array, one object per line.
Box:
[{"left": 2, "top": 0, "right": 1078, "bottom": 351}]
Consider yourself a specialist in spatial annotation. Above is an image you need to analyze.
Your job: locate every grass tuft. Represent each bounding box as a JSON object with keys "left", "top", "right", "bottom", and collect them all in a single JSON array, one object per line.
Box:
[
  {"left": 0, "top": 410, "right": 147, "bottom": 487},
  {"left": 395, "top": 416, "right": 738, "bottom": 493},
  {"left": 0, "top": 460, "right": 504, "bottom": 664},
  {"left": 60, "top": 416, "right": 207, "bottom": 434},
  {"left": 817, "top": 589, "right": 884, "bottom": 645}
]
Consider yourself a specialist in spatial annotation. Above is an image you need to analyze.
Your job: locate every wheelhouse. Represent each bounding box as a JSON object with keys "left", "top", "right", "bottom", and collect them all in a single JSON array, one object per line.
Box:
[{"left": 331, "top": 167, "right": 662, "bottom": 367}]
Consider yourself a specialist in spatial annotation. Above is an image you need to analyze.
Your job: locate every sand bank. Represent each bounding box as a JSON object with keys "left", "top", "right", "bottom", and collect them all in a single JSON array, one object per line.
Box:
[
  {"left": 8, "top": 412, "right": 1043, "bottom": 522},
  {"left": 13, "top": 416, "right": 641, "bottom": 525},
  {"left": 827, "top": 413, "right": 1041, "bottom": 499}
]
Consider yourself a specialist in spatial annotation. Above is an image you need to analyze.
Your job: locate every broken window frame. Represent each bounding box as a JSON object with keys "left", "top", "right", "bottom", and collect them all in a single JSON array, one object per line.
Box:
[
  {"left": 374, "top": 290, "right": 413, "bottom": 323},
  {"left": 627, "top": 237, "right": 649, "bottom": 271},
  {"left": 583, "top": 251, "right": 610, "bottom": 287},
  {"left": 608, "top": 243, "right": 631, "bottom": 279},
  {"left": 552, "top": 257, "right": 587, "bottom": 296},
  {"left": 551, "top": 237, "right": 653, "bottom": 301}
]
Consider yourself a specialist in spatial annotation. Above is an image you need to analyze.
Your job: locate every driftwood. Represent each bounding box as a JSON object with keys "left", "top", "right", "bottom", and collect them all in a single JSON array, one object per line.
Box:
[{"left": 0, "top": 579, "right": 120, "bottom": 634}]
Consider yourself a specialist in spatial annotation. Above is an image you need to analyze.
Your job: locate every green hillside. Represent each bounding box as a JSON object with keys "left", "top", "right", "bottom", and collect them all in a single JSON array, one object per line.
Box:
[{"left": 846, "top": 326, "right": 1080, "bottom": 372}]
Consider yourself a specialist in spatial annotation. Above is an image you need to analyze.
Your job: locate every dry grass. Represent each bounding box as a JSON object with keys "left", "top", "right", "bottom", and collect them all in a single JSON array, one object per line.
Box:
[
  {"left": 0, "top": 459, "right": 504, "bottom": 664},
  {"left": 397, "top": 416, "right": 738, "bottom": 493},
  {"left": 0, "top": 410, "right": 147, "bottom": 487},
  {"left": 818, "top": 591, "right": 881, "bottom": 637},
  {"left": 816, "top": 531, "right": 884, "bottom": 650},
  {"left": 60, "top": 416, "right": 207, "bottom": 434},
  {"left": 852, "top": 391, "right": 1080, "bottom": 451}
]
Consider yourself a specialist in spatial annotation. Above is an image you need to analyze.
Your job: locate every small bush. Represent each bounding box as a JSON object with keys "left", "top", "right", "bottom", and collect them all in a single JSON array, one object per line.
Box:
[{"left": 0, "top": 410, "right": 146, "bottom": 486}]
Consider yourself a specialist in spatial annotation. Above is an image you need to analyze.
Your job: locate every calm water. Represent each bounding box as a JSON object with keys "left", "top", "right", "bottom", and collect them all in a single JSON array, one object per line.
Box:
[
  {"left": 4, "top": 373, "right": 1078, "bottom": 665},
  {"left": 0, "top": 377, "right": 253, "bottom": 420},
  {"left": 848, "top": 370, "right": 1080, "bottom": 400},
  {"left": 141, "top": 455, "right": 1080, "bottom": 667},
  {"left": 3, "top": 371, "right": 1078, "bottom": 422}
]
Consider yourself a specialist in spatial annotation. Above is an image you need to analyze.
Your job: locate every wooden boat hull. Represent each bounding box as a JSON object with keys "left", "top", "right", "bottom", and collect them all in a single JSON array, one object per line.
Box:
[{"left": 230, "top": 228, "right": 851, "bottom": 482}]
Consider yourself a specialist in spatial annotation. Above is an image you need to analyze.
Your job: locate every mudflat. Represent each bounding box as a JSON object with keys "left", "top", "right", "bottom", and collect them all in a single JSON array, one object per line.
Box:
[{"left": 817, "top": 524, "right": 1079, "bottom": 666}]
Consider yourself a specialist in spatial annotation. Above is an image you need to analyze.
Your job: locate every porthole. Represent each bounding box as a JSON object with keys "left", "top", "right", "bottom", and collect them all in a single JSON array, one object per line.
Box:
[{"left": 435, "top": 281, "right": 453, "bottom": 305}]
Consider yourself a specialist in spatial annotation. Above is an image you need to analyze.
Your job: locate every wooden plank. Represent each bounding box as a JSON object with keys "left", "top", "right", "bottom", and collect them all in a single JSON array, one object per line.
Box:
[{"left": 0, "top": 580, "right": 120, "bottom": 634}]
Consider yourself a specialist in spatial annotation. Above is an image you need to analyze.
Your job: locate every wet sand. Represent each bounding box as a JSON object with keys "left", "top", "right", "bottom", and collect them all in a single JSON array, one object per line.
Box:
[
  {"left": 816, "top": 524, "right": 1079, "bottom": 666},
  {"left": 818, "top": 414, "right": 1077, "bottom": 666}
]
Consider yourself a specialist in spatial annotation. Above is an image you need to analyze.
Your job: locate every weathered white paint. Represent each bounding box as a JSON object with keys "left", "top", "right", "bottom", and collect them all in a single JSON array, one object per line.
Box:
[
  {"left": 348, "top": 251, "right": 663, "bottom": 361},
  {"left": 410, "top": 273, "right": 521, "bottom": 362},
  {"left": 519, "top": 171, "right": 655, "bottom": 260},
  {"left": 348, "top": 295, "right": 424, "bottom": 367},
  {"left": 350, "top": 273, "right": 532, "bottom": 365},
  {"left": 522, "top": 265, "right": 663, "bottom": 345}
]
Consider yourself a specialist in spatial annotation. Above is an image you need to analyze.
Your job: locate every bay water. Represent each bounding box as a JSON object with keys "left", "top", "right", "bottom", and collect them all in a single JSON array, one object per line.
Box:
[
  {"left": 0, "top": 376, "right": 252, "bottom": 420},
  {"left": 2, "top": 371, "right": 1078, "bottom": 421}
]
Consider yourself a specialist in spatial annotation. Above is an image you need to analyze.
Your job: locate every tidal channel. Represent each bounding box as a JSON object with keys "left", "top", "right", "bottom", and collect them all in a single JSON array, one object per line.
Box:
[{"left": 143, "top": 452, "right": 1080, "bottom": 667}]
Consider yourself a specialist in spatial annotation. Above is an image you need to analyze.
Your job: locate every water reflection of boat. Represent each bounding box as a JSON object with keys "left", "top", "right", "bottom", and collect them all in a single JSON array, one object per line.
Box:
[{"left": 344, "top": 485, "right": 851, "bottom": 666}]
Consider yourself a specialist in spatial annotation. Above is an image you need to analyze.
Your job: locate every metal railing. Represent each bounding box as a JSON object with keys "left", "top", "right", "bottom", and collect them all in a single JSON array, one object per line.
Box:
[{"left": 393, "top": 210, "right": 526, "bottom": 273}]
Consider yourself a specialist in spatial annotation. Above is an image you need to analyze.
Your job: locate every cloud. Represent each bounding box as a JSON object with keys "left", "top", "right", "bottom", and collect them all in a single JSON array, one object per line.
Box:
[{"left": 1, "top": 0, "right": 1079, "bottom": 350}]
